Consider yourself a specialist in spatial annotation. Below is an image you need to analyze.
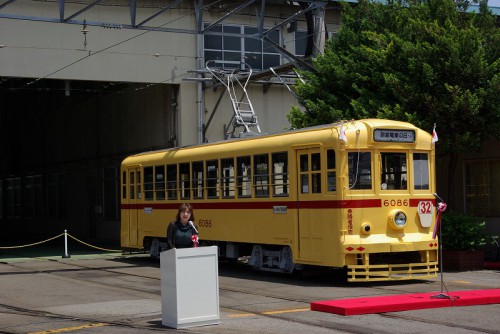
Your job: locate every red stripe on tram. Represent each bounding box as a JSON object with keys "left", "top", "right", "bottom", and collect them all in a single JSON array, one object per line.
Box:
[{"left": 121, "top": 199, "right": 382, "bottom": 210}]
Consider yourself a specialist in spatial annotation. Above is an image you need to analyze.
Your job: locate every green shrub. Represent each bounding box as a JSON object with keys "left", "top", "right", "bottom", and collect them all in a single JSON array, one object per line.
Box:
[{"left": 440, "top": 212, "right": 489, "bottom": 251}]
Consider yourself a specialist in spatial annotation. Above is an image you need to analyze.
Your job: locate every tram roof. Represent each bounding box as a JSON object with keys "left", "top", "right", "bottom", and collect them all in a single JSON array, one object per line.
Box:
[{"left": 121, "top": 119, "right": 432, "bottom": 166}]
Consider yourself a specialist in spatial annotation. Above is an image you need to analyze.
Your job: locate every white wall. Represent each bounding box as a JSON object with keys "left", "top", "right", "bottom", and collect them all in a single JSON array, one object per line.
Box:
[{"left": 1, "top": 1, "right": 342, "bottom": 146}]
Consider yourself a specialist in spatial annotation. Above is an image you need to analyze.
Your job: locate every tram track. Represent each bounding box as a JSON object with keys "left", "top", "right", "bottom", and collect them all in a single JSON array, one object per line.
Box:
[
  {"left": 0, "top": 260, "right": 358, "bottom": 334},
  {"left": 0, "top": 302, "right": 179, "bottom": 333},
  {"left": 1, "top": 258, "right": 499, "bottom": 334}
]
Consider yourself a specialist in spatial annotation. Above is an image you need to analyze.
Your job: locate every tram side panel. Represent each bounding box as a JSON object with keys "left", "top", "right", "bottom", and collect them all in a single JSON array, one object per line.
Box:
[{"left": 197, "top": 204, "right": 293, "bottom": 248}]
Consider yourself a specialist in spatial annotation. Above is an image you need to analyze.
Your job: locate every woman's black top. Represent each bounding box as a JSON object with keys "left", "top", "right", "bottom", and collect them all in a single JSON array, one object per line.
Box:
[{"left": 166, "top": 220, "right": 198, "bottom": 249}]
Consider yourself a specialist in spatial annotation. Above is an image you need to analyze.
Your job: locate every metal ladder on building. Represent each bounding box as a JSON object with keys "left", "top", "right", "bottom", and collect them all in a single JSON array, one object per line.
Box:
[{"left": 206, "top": 61, "right": 261, "bottom": 137}]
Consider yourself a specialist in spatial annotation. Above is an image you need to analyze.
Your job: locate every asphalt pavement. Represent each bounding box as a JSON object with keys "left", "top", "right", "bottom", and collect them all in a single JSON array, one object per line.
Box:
[{"left": 1, "top": 240, "right": 500, "bottom": 334}]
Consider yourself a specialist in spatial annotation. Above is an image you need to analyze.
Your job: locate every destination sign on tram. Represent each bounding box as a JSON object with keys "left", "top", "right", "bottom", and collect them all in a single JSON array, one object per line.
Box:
[{"left": 373, "top": 129, "right": 415, "bottom": 143}]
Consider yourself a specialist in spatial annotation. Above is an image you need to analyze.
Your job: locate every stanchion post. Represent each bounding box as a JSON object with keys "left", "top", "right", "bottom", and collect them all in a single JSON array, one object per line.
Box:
[
  {"left": 62, "top": 229, "right": 71, "bottom": 258},
  {"left": 431, "top": 194, "right": 450, "bottom": 300}
]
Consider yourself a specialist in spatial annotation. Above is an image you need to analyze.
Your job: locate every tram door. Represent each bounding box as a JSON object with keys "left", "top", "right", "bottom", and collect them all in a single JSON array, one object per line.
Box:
[
  {"left": 127, "top": 168, "right": 141, "bottom": 247},
  {"left": 296, "top": 148, "right": 323, "bottom": 262}
]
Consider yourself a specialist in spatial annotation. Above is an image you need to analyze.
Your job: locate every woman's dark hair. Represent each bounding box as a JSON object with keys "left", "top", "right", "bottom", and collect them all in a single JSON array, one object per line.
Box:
[{"left": 176, "top": 203, "right": 195, "bottom": 222}]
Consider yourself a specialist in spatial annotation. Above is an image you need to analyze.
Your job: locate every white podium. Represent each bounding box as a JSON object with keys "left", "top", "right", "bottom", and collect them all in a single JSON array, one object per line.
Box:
[{"left": 160, "top": 246, "right": 220, "bottom": 329}]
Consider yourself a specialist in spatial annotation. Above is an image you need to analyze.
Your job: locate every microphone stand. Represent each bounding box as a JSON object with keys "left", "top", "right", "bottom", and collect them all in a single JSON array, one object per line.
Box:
[{"left": 431, "top": 193, "right": 451, "bottom": 299}]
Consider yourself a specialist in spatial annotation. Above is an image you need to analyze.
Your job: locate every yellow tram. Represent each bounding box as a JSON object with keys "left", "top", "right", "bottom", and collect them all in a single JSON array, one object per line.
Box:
[{"left": 121, "top": 119, "right": 439, "bottom": 282}]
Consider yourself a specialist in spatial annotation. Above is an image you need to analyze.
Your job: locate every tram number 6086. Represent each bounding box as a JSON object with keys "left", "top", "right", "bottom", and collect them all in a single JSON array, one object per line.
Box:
[
  {"left": 383, "top": 199, "right": 409, "bottom": 207},
  {"left": 198, "top": 219, "right": 212, "bottom": 228}
]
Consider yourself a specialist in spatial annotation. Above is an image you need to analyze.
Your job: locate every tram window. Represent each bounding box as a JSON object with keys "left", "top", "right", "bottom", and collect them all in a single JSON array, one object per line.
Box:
[
  {"left": 254, "top": 154, "right": 269, "bottom": 197},
  {"left": 137, "top": 171, "right": 141, "bottom": 199},
  {"left": 155, "top": 165, "right": 166, "bottom": 200},
  {"left": 299, "top": 154, "right": 309, "bottom": 194},
  {"left": 207, "top": 160, "right": 220, "bottom": 198},
  {"left": 237, "top": 156, "right": 251, "bottom": 197},
  {"left": 122, "top": 171, "right": 126, "bottom": 199},
  {"left": 144, "top": 167, "right": 154, "bottom": 200},
  {"left": 221, "top": 158, "right": 235, "bottom": 198},
  {"left": 192, "top": 161, "right": 204, "bottom": 199},
  {"left": 327, "top": 149, "right": 336, "bottom": 192},
  {"left": 167, "top": 164, "right": 178, "bottom": 200},
  {"left": 380, "top": 153, "right": 407, "bottom": 190},
  {"left": 180, "top": 163, "right": 190, "bottom": 199},
  {"left": 311, "top": 153, "right": 321, "bottom": 193},
  {"left": 272, "top": 152, "right": 288, "bottom": 196},
  {"left": 129, "top": 171, "right": 135, "bottom": 199},
  {"left": 300, "top": 154, "right": 308, "bottom": 172},
  {"left": 348, "top": 152, "right": 372, "bottom": 189},
  {"left": 413, "top": 153, "right": 429, "bottom": 190}
]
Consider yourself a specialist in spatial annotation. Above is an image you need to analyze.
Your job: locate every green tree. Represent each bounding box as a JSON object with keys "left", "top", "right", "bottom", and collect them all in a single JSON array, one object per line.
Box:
[{"left": 289, "top": 0, "right": 500, "bottom": 208}]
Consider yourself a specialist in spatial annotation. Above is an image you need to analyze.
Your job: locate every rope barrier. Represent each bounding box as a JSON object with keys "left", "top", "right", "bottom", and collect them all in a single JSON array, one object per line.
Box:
[
  {"left": 0, "top": 233, "right": 64, "bottom": 249},
  {"left": 67, "top": 233, "right": 122, "bottom": 253},
  {"left": 0, "top": 230, "right": 122, "bottom": 255}
]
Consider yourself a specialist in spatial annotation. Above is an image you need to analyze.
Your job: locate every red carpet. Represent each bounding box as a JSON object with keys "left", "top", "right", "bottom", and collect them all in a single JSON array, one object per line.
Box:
[
  {"left": 310, "top": 289, "right": 500, "bottom": 316},
  {"left": 485, "top": 262, "right": 500, "bottom": 270}
]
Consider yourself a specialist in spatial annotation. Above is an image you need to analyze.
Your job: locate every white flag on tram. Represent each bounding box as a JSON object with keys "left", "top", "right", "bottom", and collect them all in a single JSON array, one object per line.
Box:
[
  {"left": 432, "top": 124, "right": 438, "bottom": 144},
  {"left": 339, "top": 123, "right": 347, "bottom": 144}
]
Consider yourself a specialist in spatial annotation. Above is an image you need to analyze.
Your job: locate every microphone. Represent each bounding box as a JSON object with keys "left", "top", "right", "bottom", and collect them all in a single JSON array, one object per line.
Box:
[{"left": 188, "top": 221, "right": 198, "bottom": 234}]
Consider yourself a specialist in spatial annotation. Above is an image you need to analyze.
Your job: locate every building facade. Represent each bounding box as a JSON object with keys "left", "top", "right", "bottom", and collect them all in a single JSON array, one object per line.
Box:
[
  {"left": 1, "top": 0, "right": 498, "bottom": 243},
  {"left": 0, "top": 0, "right": 341, "bottom": 240}
]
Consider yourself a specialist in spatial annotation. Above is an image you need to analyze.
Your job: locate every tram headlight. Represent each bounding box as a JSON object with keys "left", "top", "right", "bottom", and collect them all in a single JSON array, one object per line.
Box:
[
  {"left": 361, "top": 223, "right": 371, "bottom": 235},
  {"left": 388, "top": 210, "right": 407, "bottom": 230}
]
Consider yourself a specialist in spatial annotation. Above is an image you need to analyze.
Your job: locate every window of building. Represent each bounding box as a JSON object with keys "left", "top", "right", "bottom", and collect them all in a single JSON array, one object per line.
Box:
[
  {"left": 465, "top": 160, "right": 500, "bottom": 216},
  {"left": 380, "top": 153, "right": 407, "bottom": 190},
  {"left": 348, "top": 152, "right": 372, "bottom": 190},
  {"left": 413, "top": 153, "right": 429, "bottom": 190},
  {"left": 204, "top": 24, "right": 281, "bottom": 70},
  {"left": 47, "top": 173, "right": 66, "bottom": 219},
  {"left": 237, "top": 156, "right": 251, "bottom": 197},
  {"left": 103, "top": 167, "right": 119, "bottom": 220},
  {"left": 6, "top": 177, "right": 21, "bottom": 218},
  {"left": 25, "top": 175, "right": 42, "bottom": 218},
  {"left": 295, "top": 30, "right": 308, "bottom": 56}
]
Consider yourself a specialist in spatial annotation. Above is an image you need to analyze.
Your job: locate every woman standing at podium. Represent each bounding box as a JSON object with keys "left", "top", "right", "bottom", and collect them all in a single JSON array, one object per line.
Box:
[{"left": 166, "top": 203, "right": 199, "bottom": 250}]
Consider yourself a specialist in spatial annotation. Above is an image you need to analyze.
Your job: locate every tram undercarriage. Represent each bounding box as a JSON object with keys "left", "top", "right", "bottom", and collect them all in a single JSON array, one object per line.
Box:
[{"left": 146, "top": 237, "right": 438, "bottom": 282}]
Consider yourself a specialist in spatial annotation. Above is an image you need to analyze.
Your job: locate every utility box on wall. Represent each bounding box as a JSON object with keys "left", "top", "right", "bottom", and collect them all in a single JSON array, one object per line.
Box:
[{"left": 160, "top": 246, "right": 220, "bottom": 329}]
